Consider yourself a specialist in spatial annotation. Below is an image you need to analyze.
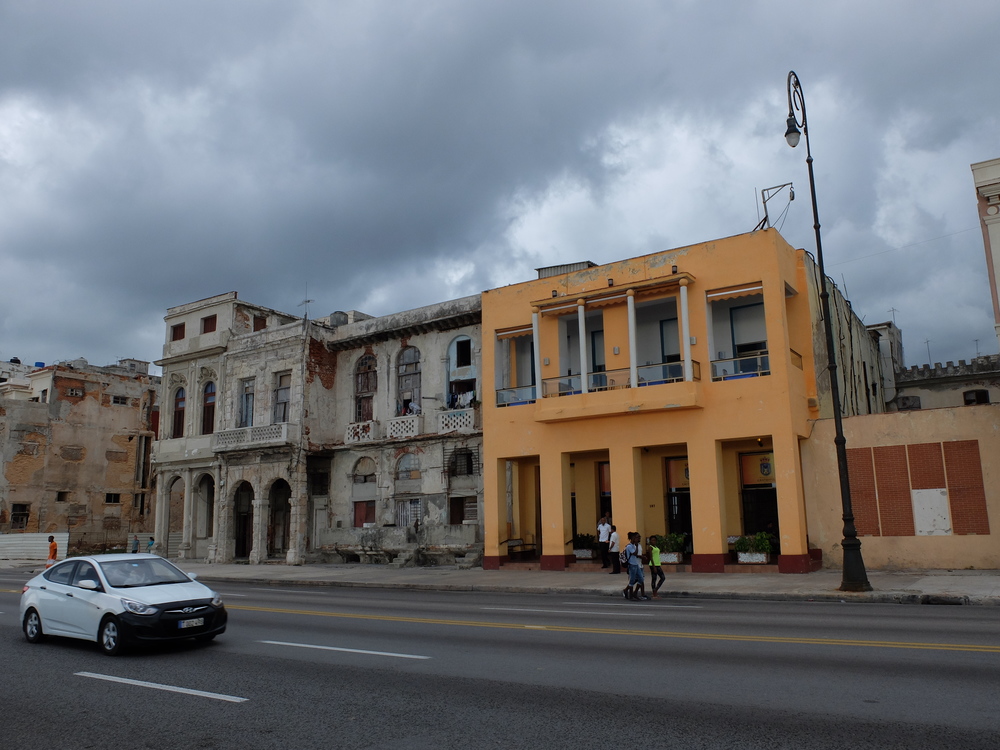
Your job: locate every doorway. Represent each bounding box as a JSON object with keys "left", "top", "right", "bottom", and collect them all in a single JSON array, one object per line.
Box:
[
  {"left": 268, "top": 480, "right": 292, "bottom": 556},
  {"left": 665, "top": 458, "right": 693, "bottom": 551},
  {"left": 739, "top": 452, "right": 779, "bottom": 553},
  {"left": 234, "top": 482, "right": 254, "bottom": 558}
]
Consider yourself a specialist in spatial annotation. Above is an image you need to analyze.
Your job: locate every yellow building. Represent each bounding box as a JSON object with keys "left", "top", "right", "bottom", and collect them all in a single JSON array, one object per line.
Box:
[{"left": 481, "top": 229, "right": 882, "bottom": 574}]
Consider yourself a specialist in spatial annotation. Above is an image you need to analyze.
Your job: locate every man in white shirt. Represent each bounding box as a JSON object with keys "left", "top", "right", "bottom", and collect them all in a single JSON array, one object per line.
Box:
[
  {"left": 607, "top": 525, "right": 620, "bottom": 575},
  {"left": 597, "top": 515, "right": 611, "bottom": 568}
]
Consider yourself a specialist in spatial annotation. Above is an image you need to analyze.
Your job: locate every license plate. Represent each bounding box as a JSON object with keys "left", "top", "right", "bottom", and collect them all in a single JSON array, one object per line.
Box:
[{"left": 178, "top": 617, "right": 204, "bottom": 629}]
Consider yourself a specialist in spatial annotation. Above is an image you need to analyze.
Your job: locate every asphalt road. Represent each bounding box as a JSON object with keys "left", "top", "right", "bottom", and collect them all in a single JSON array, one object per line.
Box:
[{"left": 1, "top": 573, "right": 998, "bottom": 749}]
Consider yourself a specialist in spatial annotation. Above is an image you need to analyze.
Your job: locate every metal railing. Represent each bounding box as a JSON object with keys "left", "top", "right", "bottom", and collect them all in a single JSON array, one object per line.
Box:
[
  {"left": 541, "top": 374, "right": 582, "bottom": 397},
  {"left": 496, "top": 385, "right": 537, "bottom": 406},
  {"left": 540, "top": 360, "right": 701, "bottom": 396},
  {"left": 711, "top": 353, "right": 770, "bottom": 381}
]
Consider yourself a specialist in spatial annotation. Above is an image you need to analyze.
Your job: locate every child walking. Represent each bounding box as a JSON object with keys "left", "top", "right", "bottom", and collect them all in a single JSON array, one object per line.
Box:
[{"left": 647, "top": 536, "right": 665, "bottom": 598}]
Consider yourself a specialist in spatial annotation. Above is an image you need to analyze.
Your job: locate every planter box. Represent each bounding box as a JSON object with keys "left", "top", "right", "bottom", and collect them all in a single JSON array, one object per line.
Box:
[
  {"left": 736, "top": 551, "right": 770, "bottom": 564},
  {"left": 661, "top": 551, "right": 684, "bottom": 564},
  {"left": 573, "top": 549, "right": 595, "bottom": 560}
]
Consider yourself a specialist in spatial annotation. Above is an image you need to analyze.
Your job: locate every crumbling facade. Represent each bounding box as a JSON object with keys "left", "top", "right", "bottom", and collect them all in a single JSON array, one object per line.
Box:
[
  {"left": 310, "top": 296, "right": 483, "bottom": 566},
  {"left": 152, "top": 292, "right": 483, "bottom": 566},
  {"left": 0, "top": 359, "right": 157, "bottom": 550},
  {"left": 151, "top": 292, "right": 302, "bottom": 560}
]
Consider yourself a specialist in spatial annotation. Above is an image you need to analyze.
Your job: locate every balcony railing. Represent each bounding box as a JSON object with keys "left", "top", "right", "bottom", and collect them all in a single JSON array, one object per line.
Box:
[
  {"left": 438, "top": 407, "right": 476, "bottom": 433},
  {"left": 386, "top": 414, "right": 422, "bottom": 439},
  {"left": 541, "top": 374, "right": 582, "bottom": 397},
  {"left": 496, "top": 385, "right": 537, "bottom": 406},
  {"left": 541, "top": 361, "right": 701, "bottom": 397},
  {"left": 711, "top": 353, "right": 770, "bottom": 381},
  {"left": 346, "top": 420, "right": 379, "bottom": 443},
  {"left": 213, "top": 423, "right": 290, "bottom": 451}
]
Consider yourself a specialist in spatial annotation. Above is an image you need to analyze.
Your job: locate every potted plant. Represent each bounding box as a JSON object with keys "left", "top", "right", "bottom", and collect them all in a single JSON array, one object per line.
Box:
[
  {"left": 570, "top": 533, "right": 597, "bottom": 559},
  {"left": 733, "top": 532, "right": 773, "bottom": 564},
  {"left": 652, "top": 533, "right": 687, "bottom": 564}
]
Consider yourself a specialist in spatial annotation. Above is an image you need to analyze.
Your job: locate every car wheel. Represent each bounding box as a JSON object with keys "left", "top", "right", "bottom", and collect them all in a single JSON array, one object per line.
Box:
[
  {"left": 99, "top": 616, "right": 124, "bottom": 656},
  {"left": 23, "top": 609, "right": 45, "bottom": 643}
]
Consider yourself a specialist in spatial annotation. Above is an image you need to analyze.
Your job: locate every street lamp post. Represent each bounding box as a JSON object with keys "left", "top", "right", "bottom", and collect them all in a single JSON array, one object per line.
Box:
[{"left": 784, "top": 70, "right": 872, "bottom": 592}]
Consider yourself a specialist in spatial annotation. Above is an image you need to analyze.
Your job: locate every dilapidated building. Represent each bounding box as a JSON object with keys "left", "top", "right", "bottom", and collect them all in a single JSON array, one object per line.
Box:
[
  {"left": 151, "top": 292, "right": 302, "bottom": 560},
  {"left": 0, "top": 358, "right": 157, "bottom": 550},
  {"left": 152, "top": 292, "right": 484, "bottom": 566},
  {"left": 310, "top": 295, "right": 483, "bottom": 566}
]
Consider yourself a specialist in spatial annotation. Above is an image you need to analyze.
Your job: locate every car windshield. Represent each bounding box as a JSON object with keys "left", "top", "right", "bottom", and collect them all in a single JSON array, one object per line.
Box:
[{"left": 98, "top": 558, "right": 191, "bottom": 589}]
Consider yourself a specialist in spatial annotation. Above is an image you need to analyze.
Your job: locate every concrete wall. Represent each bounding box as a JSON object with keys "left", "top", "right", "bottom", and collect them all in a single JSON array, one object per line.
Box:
[
  {"left": 892, "top": 355, "right": 1000, "bottom": 410},
  {"left": 802, "top": 404, "right": 999, "bottom": 569},
  {"left": 1, "top": 365, "right": 156, "bottom": 541}
]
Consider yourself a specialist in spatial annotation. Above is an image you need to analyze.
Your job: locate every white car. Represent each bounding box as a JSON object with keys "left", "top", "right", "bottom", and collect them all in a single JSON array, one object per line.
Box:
[{"left": 20, "top": 553, "right": 226, "bottom": 655}]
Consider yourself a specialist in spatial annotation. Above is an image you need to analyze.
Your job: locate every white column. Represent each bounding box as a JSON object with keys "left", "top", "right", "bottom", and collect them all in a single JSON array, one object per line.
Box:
[
  {"left": 209, "top": 463, "right": 222, "bottom": 563},
  {"left": 250, "top": 492, "right": 266, "bottom": 565},
  {"left": 577, "top": 299, "right": 588, "bottom": 393},
  {"left": 179, "top": 470, "right": 194, "bottom": 558},
  {"left": 680, "top": 279, "right": 693, "bottom": 381},
  {"left": 627, "top": 290, "right": 638, "bottom": 387},
  {"left": 153, "top": 471, "right": 169, "bottom": 557},
  {"left": 531, "top": 307, "right": 542, "bottom": 400}
]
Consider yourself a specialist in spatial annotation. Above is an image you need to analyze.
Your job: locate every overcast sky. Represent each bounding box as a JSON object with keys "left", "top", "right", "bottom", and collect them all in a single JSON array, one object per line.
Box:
[{"left": 1, "top": 1, "right": 997, "bottom": 374}]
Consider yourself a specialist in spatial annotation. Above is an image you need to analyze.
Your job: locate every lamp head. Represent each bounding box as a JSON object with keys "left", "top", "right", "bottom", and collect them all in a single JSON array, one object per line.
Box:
[{"left": 784, "top": 116, "right": 801, "bottom": 148}]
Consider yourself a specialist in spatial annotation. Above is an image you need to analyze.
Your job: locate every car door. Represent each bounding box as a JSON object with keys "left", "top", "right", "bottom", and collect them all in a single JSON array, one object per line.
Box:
[
  {"left": 35, "top": 561, "right": 79, "bottom": 636},
  {"left": 64, "top": 561, "right": 109, "bottom": 639}
]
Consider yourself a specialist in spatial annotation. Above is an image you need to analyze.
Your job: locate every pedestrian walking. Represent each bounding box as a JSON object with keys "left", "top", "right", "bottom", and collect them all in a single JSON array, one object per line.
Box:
[
  {"left": 624, "top": 532, "right": 649, "bottom": 600},
  {"left": 131, "top": 534, "right": 139, "bottom": 554},
  {"left": 608, "top": 525, "right": 621, "bottom": 574},
  {"left": 45, "top": 535, "right": 57, "bottom": 569},
  {"left": 646, "top": 536, "right": 665, "bottom": 597},
  {"left": 146, "top": 536, "right": 155, "bottom": 553},
  {"left": 597, "top": 515, "right": 612, "bottom": 568}
]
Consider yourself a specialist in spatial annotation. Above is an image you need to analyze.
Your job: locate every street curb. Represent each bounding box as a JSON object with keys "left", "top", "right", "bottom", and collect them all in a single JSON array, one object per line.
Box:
[{"left": 191, "top": 575, "right": 1000, "bottom": 605}]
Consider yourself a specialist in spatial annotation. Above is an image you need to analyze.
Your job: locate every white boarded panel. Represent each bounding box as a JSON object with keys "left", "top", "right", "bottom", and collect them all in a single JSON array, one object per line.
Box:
[{"left": 911, "top": 488, "right": 952, "bottom": 536}]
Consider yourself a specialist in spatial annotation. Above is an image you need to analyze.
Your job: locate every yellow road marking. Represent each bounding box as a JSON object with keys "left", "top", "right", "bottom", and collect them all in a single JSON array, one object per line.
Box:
[{"left": 228, "top": 604, "right": 1000, "bottom": 654}]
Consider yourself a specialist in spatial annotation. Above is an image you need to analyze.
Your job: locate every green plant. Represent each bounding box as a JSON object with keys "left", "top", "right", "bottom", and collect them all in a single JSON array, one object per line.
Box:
[
  {"left": 652, "top": 532, "right": 687, "bottom": 554},
  {"left": 570, "top": 533, "right": 597, "bottom": 550},
  {"left": 734, "top": 532, "right": 772, "bottom": 554}
]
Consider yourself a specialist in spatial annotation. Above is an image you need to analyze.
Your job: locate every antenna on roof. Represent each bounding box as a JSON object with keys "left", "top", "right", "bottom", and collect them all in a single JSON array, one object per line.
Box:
[
  {"left": 753, "top": 183, "right": 794, "bottom": 231},
  {"left": 298, "top": 283, "right": 314, "bottom": 321}
]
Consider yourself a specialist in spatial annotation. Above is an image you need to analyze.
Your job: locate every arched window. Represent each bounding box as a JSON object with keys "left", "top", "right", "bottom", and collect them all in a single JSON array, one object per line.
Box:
[
  {"left": 355, "top": 355, "right": 377, "bottom": 422},
  {"left": 201, "top": 382, "right": 216, "bottom": 435},
  {"left": 353, "top": 457, "right": 377, "bottom": 484},
  {"left": 396, "top": 453, "right": 420, "bottom": 480},
  {"left": 172, "top": 388, "right": 186, "bottom": 439},
  {"left": 397, "top": 346, "right": 421, "bottom": 415}
]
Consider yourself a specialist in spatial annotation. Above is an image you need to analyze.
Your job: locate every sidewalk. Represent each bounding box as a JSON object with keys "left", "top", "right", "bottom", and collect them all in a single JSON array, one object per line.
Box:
[{"left": 5, "top": 557, "right": 999, "bottom": 605}]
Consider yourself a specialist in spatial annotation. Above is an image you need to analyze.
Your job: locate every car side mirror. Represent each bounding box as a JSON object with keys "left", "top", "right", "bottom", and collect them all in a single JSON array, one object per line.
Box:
[{"left": 77, "top": 580, "right": 100, "bottom": 591}]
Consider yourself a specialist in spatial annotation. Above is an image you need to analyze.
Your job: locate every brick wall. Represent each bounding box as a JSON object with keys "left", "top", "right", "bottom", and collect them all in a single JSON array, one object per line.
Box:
[{"left": 846, "top": 440, "right": 989, "bottom": 537}]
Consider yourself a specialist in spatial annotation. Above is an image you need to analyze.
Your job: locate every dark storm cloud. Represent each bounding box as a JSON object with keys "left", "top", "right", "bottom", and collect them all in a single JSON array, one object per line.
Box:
[{"left": 0, "top": 1, "right": 998, "bottom": 369}]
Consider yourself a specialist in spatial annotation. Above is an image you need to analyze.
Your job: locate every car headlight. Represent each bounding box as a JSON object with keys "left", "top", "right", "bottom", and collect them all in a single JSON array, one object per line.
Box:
[
  {"left": 121, "top": 598, "right": 158, "bottom": 616},
  {"left": 210, "top": 592, "right": 223, "bottom": 608}
]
